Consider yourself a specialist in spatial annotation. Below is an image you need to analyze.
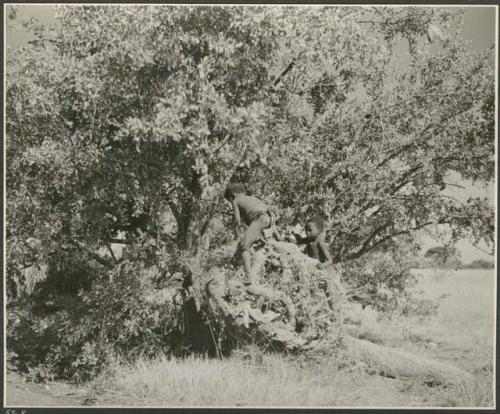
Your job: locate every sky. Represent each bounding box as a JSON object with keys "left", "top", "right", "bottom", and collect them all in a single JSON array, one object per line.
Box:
[
  {"left": 4, "top": 5, "right": 497, "bottom": 262},
  {"left": 5, "top": 4, "right": 497, "bottom": 50}
]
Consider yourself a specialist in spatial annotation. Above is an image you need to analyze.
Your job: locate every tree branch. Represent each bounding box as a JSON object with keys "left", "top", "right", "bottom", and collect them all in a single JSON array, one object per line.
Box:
[
  {"left": 106, "top": 242, "right": 119, "bottom": 264},
  {"left": 377, "top": 104, "right": 474, "bottom": 168},
  {"left": 68, "top": 240, "right": 115, "bottom": 269},
  {"left": 167, "top": 201, "right": 180, "bottom": 223},
  {"left": 389, "top": 164, "right": 423, "bottom": 194},
  {"left": 273, "top": 57, "right": 298, "bottom": 87},
  {"left": 199, "top": 144, "right": 250, "bottom": 238},
  {"left": 343, "top": 218, "right": 450, "bottom": 261},
  {"left": 107, "top": 238, "right": 130, "bottom": 244}
]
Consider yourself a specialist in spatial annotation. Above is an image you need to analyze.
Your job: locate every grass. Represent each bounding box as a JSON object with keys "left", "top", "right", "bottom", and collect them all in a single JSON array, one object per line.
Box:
[
  {"left": 91, "top": 268, "right": 495, "bottom": 407},
  {"left": 405, "top": 269, "right": 494, "bottom": 376},
  {"left": 91, "top": 352, "right": 424, "bottom": 407}
]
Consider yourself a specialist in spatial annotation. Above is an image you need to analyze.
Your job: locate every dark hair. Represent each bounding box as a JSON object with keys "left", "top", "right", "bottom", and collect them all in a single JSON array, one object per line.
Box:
[
  {"left": 307, "top": 216, "right": 325, "bottom": 232},
  {"left": 224, "top": 182, "right": 245, "bottom": 200}
]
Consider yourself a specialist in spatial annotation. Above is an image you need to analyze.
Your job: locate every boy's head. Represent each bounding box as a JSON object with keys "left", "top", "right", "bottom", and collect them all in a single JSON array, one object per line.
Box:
[
  {"left": 224, "top": 182, "right": 245, "bottom": 201},
  {"left": 305, "top": 216, "right": 325, "bottom": 240}
]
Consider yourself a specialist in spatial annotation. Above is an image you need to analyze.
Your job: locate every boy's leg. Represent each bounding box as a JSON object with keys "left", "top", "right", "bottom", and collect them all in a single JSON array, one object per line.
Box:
[
  {"left": 319, "top": 276, "right": 343, "bottom": 323},
  {"left": 241, "top": 250, "right": 253, "bottom": 284},
  {"left": 240, "top": 214, "right": 271, "bottom": 284},
  {"left": 318, "top": 279, "right": 334, "bottom": 311}
]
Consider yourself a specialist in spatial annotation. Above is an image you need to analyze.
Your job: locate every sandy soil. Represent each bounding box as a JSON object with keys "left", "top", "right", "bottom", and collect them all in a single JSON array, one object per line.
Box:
[{"left": 5, "top": 370, "right": 87, "bottom": 407}]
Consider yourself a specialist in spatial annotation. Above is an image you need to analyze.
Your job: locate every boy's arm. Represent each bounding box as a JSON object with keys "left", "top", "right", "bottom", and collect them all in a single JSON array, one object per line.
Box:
[
  {"left": 317, "top": 238, "right": 333, "bottom": 269},
  {"left": 293, "top": 232, "right": 307, "bottom": 244},
  {"left": 232, "top": 199, "right": 242, "bottom": 240}
]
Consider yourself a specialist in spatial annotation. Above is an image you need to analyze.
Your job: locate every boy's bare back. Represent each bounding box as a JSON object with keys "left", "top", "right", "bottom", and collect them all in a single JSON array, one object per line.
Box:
[{"left": 233, "top": 194, "right": 269, "bottom": 225}]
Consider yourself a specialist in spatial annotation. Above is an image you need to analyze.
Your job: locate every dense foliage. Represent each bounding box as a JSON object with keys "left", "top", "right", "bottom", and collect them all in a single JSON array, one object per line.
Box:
[{"left": 6, "top": 5, "right": 494, "bottom": 381}]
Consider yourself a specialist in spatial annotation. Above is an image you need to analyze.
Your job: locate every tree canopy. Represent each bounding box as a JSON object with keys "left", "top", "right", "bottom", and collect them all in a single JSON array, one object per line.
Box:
[{"left": 6, "top": 5, "right": 495, "bottom": 291}]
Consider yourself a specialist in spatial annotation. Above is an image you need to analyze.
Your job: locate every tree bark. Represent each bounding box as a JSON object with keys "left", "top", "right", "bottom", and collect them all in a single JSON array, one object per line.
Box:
[
  {"left": 344, "top": 336, "right": 474, "bottom": 385},
  {"left": 199, "top": 240, "right": 474, "bottom": 387},
  {"left": 175, "top": 173, "right": 203, "bottom": 255}
]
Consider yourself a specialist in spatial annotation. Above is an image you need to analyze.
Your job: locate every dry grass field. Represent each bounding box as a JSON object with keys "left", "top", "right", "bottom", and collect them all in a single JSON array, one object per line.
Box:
[{"left": 86, "top": 267, "right": 495, "bottom": 408}]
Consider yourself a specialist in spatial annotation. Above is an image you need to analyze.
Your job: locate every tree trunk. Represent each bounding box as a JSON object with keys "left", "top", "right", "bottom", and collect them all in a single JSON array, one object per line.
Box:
[
  {"left": 196, "top": 240, "right": 474, "bottom": 387},
  {"left": 176, "top": 173, "right": 203, "bottom": 255},
  {"left": 149, "top": 239, "right": 474, "bottom": 387},
  {"left": 176, "top": 200, "right": 201, "bottom": 255},
  {"left": 344, "top": 336, "right": 474, "bottom": 385}
]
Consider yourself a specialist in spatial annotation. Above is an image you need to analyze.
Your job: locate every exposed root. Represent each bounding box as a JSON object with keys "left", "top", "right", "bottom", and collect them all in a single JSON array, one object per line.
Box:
[{"left": 183, "top": 240, "right": 475, "bottom": 386}]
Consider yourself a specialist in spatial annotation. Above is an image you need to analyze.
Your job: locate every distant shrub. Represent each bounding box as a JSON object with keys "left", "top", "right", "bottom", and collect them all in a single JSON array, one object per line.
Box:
[
  {"left": 342, "top": 239, "right": 432, "bottom": 315},
  {"left": 395, "top": 294, "right": 440, "bottom": 318},
  {"left": 462, "top": 259, "right": 494, "bottom": 269},
  {"left": 424, "top": 246, "right": 462, "bottom": 269}
]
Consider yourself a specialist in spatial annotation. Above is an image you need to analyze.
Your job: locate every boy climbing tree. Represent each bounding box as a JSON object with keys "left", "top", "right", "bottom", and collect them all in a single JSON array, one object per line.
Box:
[
  {"left": 293, "top": 217, "right": 336, "bottom": 311},
  {"left": 224, "top": 182, "right": 273, "bottom": 285},
  {"left": 293, "top": 217, "right": 333, "bottom": 269}
]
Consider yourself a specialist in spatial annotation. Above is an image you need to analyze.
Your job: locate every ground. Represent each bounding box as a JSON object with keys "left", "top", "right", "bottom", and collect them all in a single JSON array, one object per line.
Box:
[
  {"left": 5, "top": 371, "right": 86, "bottom": 407},
  {"left": 4, "top": 268, "right": 495, "bottom": 408}
]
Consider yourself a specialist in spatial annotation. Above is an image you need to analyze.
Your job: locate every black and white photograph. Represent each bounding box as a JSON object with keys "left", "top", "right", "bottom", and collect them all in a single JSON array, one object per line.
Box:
[{"left": 3, "top": 3, "right": 497, "bottom": 409}]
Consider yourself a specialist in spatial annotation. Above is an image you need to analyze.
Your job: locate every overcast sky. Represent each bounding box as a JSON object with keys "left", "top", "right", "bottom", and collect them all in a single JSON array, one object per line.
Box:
[{"left": 5, "top": 5, "right": 497, "bottom": 262}]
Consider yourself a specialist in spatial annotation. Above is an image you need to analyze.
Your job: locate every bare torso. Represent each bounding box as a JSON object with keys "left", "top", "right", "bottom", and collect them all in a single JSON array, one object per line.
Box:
[
  {"left": 304, "top": 236, "right": 328, "bottom": 263},
  {"left": 235, "top": 194, "right": 269, "bottom": 225}
]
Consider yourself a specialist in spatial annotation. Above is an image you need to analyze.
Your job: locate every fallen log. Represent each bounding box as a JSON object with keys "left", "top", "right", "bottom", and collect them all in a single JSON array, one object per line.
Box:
[{"left": 344, "top": 335, "right": 474, "bottom": 386}]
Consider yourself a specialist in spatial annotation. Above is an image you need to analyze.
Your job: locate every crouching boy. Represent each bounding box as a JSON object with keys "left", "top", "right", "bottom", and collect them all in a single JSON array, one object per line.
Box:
[
  {"left": 224, "top": 182, "right": 272, "bottom": 285},
  {"left": 293, "top": 216, "right": 336, "bottom": 311}
]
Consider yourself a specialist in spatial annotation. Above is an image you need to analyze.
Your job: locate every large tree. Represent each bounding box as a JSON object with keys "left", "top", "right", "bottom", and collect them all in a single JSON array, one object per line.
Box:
[
  {"left": 6, "top": 5, "right": 494, "bottom": 292},
  {"left": 250, "top": 7, "right": 494, "bottom": 262}
]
